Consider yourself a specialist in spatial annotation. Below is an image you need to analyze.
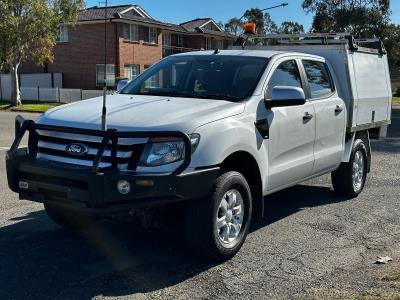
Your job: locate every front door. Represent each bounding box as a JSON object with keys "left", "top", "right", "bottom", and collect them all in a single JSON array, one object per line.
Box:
[{"left": 263, "top": 59, "right": 316, "bottom": 190}]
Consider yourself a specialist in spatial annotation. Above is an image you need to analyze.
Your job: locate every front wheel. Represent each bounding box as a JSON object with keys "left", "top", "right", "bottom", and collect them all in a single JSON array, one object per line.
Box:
[
  {"left": 331, "top": 138, "right": 368, "bottom": 197},
  {"left": 184, "top": 171, "right": 252, "bottom": 261}
]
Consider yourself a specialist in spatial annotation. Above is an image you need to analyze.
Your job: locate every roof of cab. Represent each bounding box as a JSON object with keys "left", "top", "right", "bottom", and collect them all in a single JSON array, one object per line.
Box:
[{"left": 172, "top": 49, "right": 324, "bottom": 60}]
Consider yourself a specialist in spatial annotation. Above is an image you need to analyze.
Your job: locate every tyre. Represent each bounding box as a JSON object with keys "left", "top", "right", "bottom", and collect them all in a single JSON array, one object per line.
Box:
[
  {"left": 184, "top": 171, "right": 252, "bottom": 261},
  {"left": 44, "top": 203, "right": 94, "bottom": 229},
  {"left": 331, "top": 138, "right": 368, "bottom": 197}
]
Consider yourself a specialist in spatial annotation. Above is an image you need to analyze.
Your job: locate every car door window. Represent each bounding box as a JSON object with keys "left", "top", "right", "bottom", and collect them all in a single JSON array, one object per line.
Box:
[
  {"left": 303, "top": 60, "right": 334, "bottom": 99},
  {"left": 266, "top": 60, "right": 302, "bottom": 99}
]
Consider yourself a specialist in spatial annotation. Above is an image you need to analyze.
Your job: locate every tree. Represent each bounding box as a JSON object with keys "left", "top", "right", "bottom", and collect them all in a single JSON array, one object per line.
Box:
[
  {"left": 279, "top": 21, "right": 305, "bottom": 34},
  {"left": 302, "top": 0, "right": 390, "bottom": 37},
  {"left": 302, "top": 0, "right": 400, "bottom": 73},
  {"left": 381, "top": 24, "right": 400, "bottom": 73},
  {"left": 264, "top": 13, "right": 278, "bottom": 34},
  {"left": 0, "top": 0, "right": 84, "bottom": 106},
  {"left": 224, "top": 17, "right": 243, "bottom": 36}
]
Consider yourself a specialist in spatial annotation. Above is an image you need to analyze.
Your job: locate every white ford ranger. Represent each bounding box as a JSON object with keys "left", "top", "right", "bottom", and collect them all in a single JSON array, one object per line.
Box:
[{"left": 6, "top": 34, "right": 392, "bottom": 260}]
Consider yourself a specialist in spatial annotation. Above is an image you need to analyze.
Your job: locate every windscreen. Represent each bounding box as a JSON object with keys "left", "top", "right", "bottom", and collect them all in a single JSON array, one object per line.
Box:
[{"left": 120, "top": 55, "right": 269, "bottom": 101}]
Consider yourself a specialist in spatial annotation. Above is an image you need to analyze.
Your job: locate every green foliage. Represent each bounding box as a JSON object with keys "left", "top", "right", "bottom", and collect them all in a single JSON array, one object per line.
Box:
[
  {"left": 302, "top": 0, "right": 390, "bottom": 37},
  {"left": 0, "top": 0, "right": 84, "bottom": 106},
  {"left": 224, "top": 8, "right": 304, "bottom": 37},
  {"left": 381, "top": 24, "right": 400, "bottom": 72},
  {"left": 279, "top": 21, "right": 305, "bottom": 34},
  {"left": 302, "top": 0, "right": 399, "bottom": 72},
  {"left": 0, "top": 100, "right": 63, "bottom": 112},
  {"left": 0, "top": 0, "right": 84, "bottom": 67}
]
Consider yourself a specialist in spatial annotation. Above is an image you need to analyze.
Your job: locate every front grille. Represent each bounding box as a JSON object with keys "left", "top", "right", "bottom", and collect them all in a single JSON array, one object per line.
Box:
[{"left": 36, "top": 131, "right": 145, "bottom": 169}]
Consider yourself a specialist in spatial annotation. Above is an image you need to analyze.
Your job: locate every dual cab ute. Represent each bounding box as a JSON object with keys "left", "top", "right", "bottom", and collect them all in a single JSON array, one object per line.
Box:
[{"left": 6, "top": 34, "right": 392, "bottom": 260}]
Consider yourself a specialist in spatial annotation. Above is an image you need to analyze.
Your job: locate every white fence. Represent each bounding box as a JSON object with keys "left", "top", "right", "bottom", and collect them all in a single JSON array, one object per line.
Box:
[
  {"left": 20, "top": 73, "right": 63, "bottom": 88},
  {"left": 2, "top": 87, "right": 107, "bottom": 103}
]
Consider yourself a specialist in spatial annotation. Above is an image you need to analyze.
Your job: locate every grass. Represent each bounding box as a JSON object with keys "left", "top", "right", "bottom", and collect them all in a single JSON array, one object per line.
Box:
[
  {"left": 0, "top": 100, "right": 64, "bottom": 113},
  {"left": 382, "top": 273, "right": 400, "bottom": 282},
  {"left": 393, "top": 97, "right": 400, "bottom": 104},
  {"left": 296, "top": 288, "right": 400, "bottom": 300}
]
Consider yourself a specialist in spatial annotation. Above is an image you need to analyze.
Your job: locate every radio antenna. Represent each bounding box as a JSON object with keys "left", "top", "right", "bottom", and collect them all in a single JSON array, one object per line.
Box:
[{"left": 101, "top": 0, "right": 108, "bottom": 131}]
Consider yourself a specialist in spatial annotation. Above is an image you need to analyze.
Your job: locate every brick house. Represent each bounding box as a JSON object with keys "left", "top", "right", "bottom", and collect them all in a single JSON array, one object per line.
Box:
[
  {"left": 20, "top": 5, "right": 235, "bottom": 90},
  {"left": 163, "top": 18, "right": 235, "bottom": 57}
]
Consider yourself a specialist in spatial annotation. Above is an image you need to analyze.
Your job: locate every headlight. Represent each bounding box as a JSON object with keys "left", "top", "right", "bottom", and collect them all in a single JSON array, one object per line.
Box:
[{"left": 138, "top": 134, "right": 200, "bottom": 167}]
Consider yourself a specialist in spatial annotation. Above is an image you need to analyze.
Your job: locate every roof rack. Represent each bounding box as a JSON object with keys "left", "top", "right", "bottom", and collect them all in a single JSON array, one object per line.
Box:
[{"left": 234, "top": 33, "right": 387, "bottom": 55}]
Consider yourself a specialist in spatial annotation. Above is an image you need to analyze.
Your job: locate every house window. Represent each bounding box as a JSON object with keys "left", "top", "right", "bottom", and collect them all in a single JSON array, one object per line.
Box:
[
  {"left": 57, "top": 24, "right": 69, "bottom": 42},
  {"left": 144, "top": 65, "right": 158, "bottom": 88},
  {"left": 96, "top": 64, "right": 115, "bottom": 87},
  {"left": 144, "top": 27, "right": 158, "bottom": 44},
  {"left": 124, "top": 64, "right": 140, "bottom": 80},
  {"left": 163, "top": 34, "right": 171, "bottom": 46},
  {"left": 123, "top": 24, "right": 139, "bottom": 42},
  {"left": 172, "top": 34, "right": 183, "bottom": 47}
]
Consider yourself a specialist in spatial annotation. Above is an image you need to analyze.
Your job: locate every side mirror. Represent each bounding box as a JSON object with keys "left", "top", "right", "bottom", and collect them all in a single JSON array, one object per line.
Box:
[
  {"left": 265, "top": 86, "right": 306, "bottom": 108},
  {"left": 117, "top": 79, "right": 130, "bottom": 92}
]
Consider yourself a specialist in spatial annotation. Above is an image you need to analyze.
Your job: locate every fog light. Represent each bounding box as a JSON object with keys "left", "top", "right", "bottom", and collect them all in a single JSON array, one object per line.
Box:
[{"left": 117, "top": 180, "right": 131, "bottom": 195}]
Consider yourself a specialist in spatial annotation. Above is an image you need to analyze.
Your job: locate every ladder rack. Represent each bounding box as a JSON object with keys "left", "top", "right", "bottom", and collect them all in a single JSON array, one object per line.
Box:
[{"left": 234, "top": 33, "right": 386, "bottom": 54}]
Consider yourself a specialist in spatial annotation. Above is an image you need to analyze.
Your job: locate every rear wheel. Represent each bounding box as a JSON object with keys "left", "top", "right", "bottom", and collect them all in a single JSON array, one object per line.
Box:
[
  {"left": 44, "top": 203, "right": 94, "bottom": 229},
  {"left": 185, "top": 171, "right": 252, "bottom": 261},
  {"left": 331, "top": 138, "right": 368, "bottom": 197}
]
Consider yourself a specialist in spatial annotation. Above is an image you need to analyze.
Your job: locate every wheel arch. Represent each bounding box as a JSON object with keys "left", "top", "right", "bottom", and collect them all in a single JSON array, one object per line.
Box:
[
  {"left": 342, "top": 130, "right": 371, "bottom": 172},
  {"left": 220, "top": 151, "right": 264, "bottom": 219}
]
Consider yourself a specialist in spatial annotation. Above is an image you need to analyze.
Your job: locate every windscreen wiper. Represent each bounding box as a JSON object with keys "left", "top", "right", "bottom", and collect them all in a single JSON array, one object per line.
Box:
[
  {"left": 195, "top": 94, "right": 242, "bottom": 101},
  {"left": 145, "top": 91, "right": 197, "bottom": 98}
]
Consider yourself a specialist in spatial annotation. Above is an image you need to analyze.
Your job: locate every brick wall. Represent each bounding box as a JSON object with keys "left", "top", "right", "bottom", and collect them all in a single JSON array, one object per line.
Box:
[
  {"left": 48, "top": 23, "right": 118, "bottom": 90},
  {"left": 19, "top": 21, "right": 233, "bottom": 90},
  {"left": 20, "top": 22, "right": 163, "bottom": 90},
  {"left": 117, "top": 24, "right": 163, "bottom": 77}
]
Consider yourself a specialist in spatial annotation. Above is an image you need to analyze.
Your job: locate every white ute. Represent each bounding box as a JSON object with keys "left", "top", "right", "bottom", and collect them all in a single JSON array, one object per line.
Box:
[{"left": 6, "top": 34, "right": 392, "bottom": 260}]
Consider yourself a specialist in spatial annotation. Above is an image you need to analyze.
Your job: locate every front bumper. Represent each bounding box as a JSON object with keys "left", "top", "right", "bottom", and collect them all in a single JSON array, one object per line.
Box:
[
  {"left": 6, "top": 116, "right": 219, "bottom": 215},
  {"left": 6, "top": 148, "right": 219, "bottom": 215}
]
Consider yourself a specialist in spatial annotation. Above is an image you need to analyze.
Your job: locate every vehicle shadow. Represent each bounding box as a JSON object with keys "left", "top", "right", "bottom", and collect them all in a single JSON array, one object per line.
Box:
[{"left": 0, "top": 184, "right": 344, "bottom": 299}]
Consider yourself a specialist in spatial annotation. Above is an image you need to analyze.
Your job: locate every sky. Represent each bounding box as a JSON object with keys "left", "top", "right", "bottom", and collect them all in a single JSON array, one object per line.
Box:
[{"left": 87, "top": 0, "right": 400, "bottom": 31}]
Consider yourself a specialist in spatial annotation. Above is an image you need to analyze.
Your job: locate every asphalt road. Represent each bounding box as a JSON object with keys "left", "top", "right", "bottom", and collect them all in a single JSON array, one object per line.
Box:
[{"left": 0, "top": 108, "right": 399, "bottom": 300}]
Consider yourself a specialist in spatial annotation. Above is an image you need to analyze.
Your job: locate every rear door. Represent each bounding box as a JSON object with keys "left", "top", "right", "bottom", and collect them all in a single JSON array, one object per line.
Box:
[
  {"left": 264, "top": 59, "right": 316, "bottom": 190},
  {"left": 301, "top": 59, "right": 346, "bottom": 175}
]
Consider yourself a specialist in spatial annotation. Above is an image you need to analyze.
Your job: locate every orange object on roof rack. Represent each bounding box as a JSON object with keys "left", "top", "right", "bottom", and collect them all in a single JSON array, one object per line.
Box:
[{"left": 243, "top": 22, "right": 256, "bottom": 34}]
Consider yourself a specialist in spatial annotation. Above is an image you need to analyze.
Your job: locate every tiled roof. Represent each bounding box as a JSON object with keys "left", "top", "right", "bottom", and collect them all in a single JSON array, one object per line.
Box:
[
  {"left": 164, "top": 23, "right": 188, "bottom": 33},
  {"left": 78, "top": 5, "right": 132, "bottom": 21},
  {"left": 78, "top": 5, "right": 166, "bottom": 26},
  {"left": 120, "top": 14, "right": 167, "bottom": 26},
  {"left": 180, "top": 18, "right": 212, "bottom": 32},
  {"left": 78, "top": 5, "right": 234, "bottom": 39},
  {"left": 165, "top": 18, "right": 235, "bottom": 39}
]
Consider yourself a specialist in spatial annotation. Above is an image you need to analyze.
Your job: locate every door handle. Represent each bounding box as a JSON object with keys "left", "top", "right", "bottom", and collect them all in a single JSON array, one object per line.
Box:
[
  {"left": 335, "top": 105, "right": 344, "bottom": 114},
  {"left": 303, "top": 112, "right": 313, "bottom": 121}
]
